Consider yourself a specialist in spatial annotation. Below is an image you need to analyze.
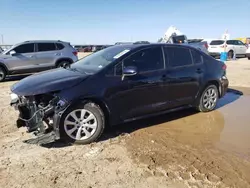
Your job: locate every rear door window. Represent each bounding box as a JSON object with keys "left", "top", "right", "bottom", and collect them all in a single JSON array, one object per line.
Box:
[
  {"left": 37, "top": 43, "right": 56, "bottom": 52},
  {"left": 164, "top": 46, "right": 193, "bottom": 68},
  {"left": 14, "top": 43, "right": 35, "bottom": 54},
  {"left": 210, "top": 40, "right": 225, "bottom": 45}
]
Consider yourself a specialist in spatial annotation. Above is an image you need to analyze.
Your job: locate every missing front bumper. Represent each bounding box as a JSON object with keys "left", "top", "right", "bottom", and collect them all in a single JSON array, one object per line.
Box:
[{"left": 11, "top": 98, "right": 68, "bottom": 142}]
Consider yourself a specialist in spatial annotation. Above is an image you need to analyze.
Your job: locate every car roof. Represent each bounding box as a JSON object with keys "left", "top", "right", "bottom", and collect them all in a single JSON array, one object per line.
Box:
[
  {"left": 24, "top": 40, "right": 68, "bottom": 43},
  {"left": 10, "top": 40, "right": 69, "bottom": 48},
  {"left": 112, "top": 43, "right": 198, "bottom": 51},
  {"left": 14, "top": 40, "right": 68, "bottom": 45}
]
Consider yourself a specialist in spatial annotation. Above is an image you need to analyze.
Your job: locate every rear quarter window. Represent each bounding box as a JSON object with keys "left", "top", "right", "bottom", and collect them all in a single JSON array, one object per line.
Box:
[
  {"left": 164, "top": 46, "right": 193, "bottom": 68},
  {"left": 56, "top": 43, "right": 65, "bottom": 50},
  {"left": 191, "top": 50, "right": 203, "bottom": 64}
]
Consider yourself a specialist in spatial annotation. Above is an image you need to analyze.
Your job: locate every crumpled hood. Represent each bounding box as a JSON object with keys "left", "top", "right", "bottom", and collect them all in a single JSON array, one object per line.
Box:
[{"left": 11, "top": 68, "right": 89, "bottom": 96}]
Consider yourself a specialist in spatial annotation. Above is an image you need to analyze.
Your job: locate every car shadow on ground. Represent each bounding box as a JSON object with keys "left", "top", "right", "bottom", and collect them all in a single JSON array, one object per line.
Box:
[
  {"left": 4, "top": 75, "right": 30, "bottom": 82},
  {"left": 25, "top": 88, "right": 243, "bottom": 148},
  {"left": 216, "top": 88, "right": 243, "bottom": 109}
]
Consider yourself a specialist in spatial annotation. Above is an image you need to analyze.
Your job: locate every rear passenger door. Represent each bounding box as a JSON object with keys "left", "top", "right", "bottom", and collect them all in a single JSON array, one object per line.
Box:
[
  {"left": 35, "top": 42, "right": 60, "bottom": 69},
  {"left": 163, "top": 46, "right": 202, "bottom": 108}
]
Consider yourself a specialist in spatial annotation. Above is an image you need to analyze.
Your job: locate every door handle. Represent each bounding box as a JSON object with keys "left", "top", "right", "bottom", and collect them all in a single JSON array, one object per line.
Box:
[
  {"left": 55, "top": 53, "right": 61, "bottom": 56},
  {"left": 196, "top": 68, "right": 203, "bottom": 74},
  {"left": 161, "top": 74, "right": 170, "bottom": 81}
]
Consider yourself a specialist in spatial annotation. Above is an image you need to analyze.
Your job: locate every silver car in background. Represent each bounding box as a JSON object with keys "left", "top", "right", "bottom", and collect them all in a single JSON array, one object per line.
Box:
[{"left": 0, "top": 40, "right": 78, "bottom": 81}]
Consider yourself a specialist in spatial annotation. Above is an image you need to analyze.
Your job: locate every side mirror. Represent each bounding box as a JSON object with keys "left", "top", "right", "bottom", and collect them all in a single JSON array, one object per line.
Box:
[
  {"left": 122, "top": 66, "right": 137, "bottom": 80},
  {"left": 9, "top": 50, "right": 16, "bottom": 56}
]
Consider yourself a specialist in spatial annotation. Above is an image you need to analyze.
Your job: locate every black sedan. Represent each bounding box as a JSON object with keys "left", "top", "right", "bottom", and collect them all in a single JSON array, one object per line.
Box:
[{"left": 10, "top": 43, "right": 229, "bottom": 144}]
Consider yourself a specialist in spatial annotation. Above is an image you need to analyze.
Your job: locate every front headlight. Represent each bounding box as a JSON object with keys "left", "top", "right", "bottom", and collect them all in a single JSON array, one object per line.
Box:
[
  {"left": 10, "top": 93, "right": 20, "bottom": 110},
  {"left": 10, "top": 93, "right": 19, "bottom": 103}
]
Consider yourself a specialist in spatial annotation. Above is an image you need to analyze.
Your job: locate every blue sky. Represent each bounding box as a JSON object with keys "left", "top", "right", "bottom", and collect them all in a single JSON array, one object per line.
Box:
[{"left": 1, "top": 0, "right": 249, "bottom": 45}]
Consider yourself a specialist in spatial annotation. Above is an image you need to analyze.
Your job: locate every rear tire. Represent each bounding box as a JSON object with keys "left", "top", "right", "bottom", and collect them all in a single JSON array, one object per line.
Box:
[
  {"left": 57, "top": 60, "right": 71, "bottom": 68},
  {"left": 60, "top": 102, "right": 105, "bottom": 144},
  {"left": 228, "top": 50, "right": 234, "bottom": 59},
  {"left": 248, "top": 57, "right": 250, "bottom": 60},
  {"left": 0, "top": 66, "right": 6, "bottom": 82},
  {"left": 196, "top": 85, "right": 219, "bottom": 112}
]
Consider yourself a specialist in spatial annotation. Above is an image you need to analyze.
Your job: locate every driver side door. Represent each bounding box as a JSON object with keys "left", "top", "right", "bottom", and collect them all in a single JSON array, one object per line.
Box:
[
  {"left": 5, "top": 43, "right": 37, "bottom": 73},
  {"left": 105, "top": 46, "right": 168, "bottom": 121}
]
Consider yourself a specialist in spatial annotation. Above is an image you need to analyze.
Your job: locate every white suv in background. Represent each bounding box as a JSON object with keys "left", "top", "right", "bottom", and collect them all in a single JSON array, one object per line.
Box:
[
  {"left": 246, "top": 46, "right": 250, "bottom": 60},
  {"left": 208, "top": 39, "right": 247, "bottom": 59}
]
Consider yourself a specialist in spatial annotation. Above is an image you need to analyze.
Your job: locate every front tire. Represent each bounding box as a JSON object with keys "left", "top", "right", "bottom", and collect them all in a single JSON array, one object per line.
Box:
[
  {"left": 0, "top": 66, "right": 6, "bottom": 82},
  {"left": 196, "top": 85, "right": 219, "bottom": 112},
  {"left": 60, "top": 102, "right": 105, "bottom": 144}
]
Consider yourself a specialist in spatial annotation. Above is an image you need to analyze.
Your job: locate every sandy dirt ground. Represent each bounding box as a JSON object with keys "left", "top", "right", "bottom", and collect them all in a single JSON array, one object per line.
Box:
[
  {"left": 0, "top": 57, "right": 250, "bottom": 188},
  {"left": 78, "top": 52, "right": 92, "bottom": 59}
]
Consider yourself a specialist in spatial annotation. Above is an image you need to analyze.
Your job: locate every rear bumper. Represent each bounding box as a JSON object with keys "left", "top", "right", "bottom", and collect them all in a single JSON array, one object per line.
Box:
[
  {"left": 72, "top": 55, "right": 78, "bottom": 62},
  {"left": 219, "top": 76, "right": 229, "bottom": 98}
]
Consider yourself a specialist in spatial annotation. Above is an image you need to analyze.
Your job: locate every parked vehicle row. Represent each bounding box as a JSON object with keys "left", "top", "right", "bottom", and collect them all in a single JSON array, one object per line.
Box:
[
  {"left": 0, "top": 40, "right": 78, "bottom": 81},
  {"left": 10, "top": 43, "right": 228, "bottom": 144},
  {"left": 74, "top": 42, "right": 151, "bottom": 52},
  {"left": 74, "top": 45, "right": 111, "bottom": 52}
]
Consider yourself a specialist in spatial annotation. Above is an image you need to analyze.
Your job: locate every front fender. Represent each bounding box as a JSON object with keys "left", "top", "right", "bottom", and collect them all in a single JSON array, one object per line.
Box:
[{"left": 0, "top": 62, "right": 9, "bottom": 73}]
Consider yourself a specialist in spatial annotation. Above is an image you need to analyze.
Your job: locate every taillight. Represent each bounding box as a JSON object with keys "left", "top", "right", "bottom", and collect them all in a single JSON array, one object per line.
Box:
[
  {"left": 204, "top": 42, "right": 208, "bottom": 49},
  {"left": 73, "top": 51, "right": 78, "bottom": 56},
  {"left": 222, "top": 64, "right": 227, "bottom": 70}
]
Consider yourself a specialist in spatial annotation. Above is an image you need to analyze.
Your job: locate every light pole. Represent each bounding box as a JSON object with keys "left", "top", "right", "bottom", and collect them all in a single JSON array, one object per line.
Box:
[{"left": 1, "top": 34, "right": 3, "bottom": 45}]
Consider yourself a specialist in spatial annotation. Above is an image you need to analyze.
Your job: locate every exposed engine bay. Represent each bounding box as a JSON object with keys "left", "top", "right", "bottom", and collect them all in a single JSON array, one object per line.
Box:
[{"left": 10, "top": 93, "right": 68, "bottom": 141}]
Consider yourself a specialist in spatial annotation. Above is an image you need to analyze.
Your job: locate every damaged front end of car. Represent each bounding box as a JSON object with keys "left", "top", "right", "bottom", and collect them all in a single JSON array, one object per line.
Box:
[{"left": 10, "top": 92, "right": 69, "bottom": 141}]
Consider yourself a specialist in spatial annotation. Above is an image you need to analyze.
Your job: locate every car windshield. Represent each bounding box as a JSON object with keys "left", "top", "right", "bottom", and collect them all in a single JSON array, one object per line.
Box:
[
  {"left": 2, "top": 45, "right": 15, "bottom": 54},
  {"left": 72, "top": 45, "right": 132, "bottom": 74}
]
